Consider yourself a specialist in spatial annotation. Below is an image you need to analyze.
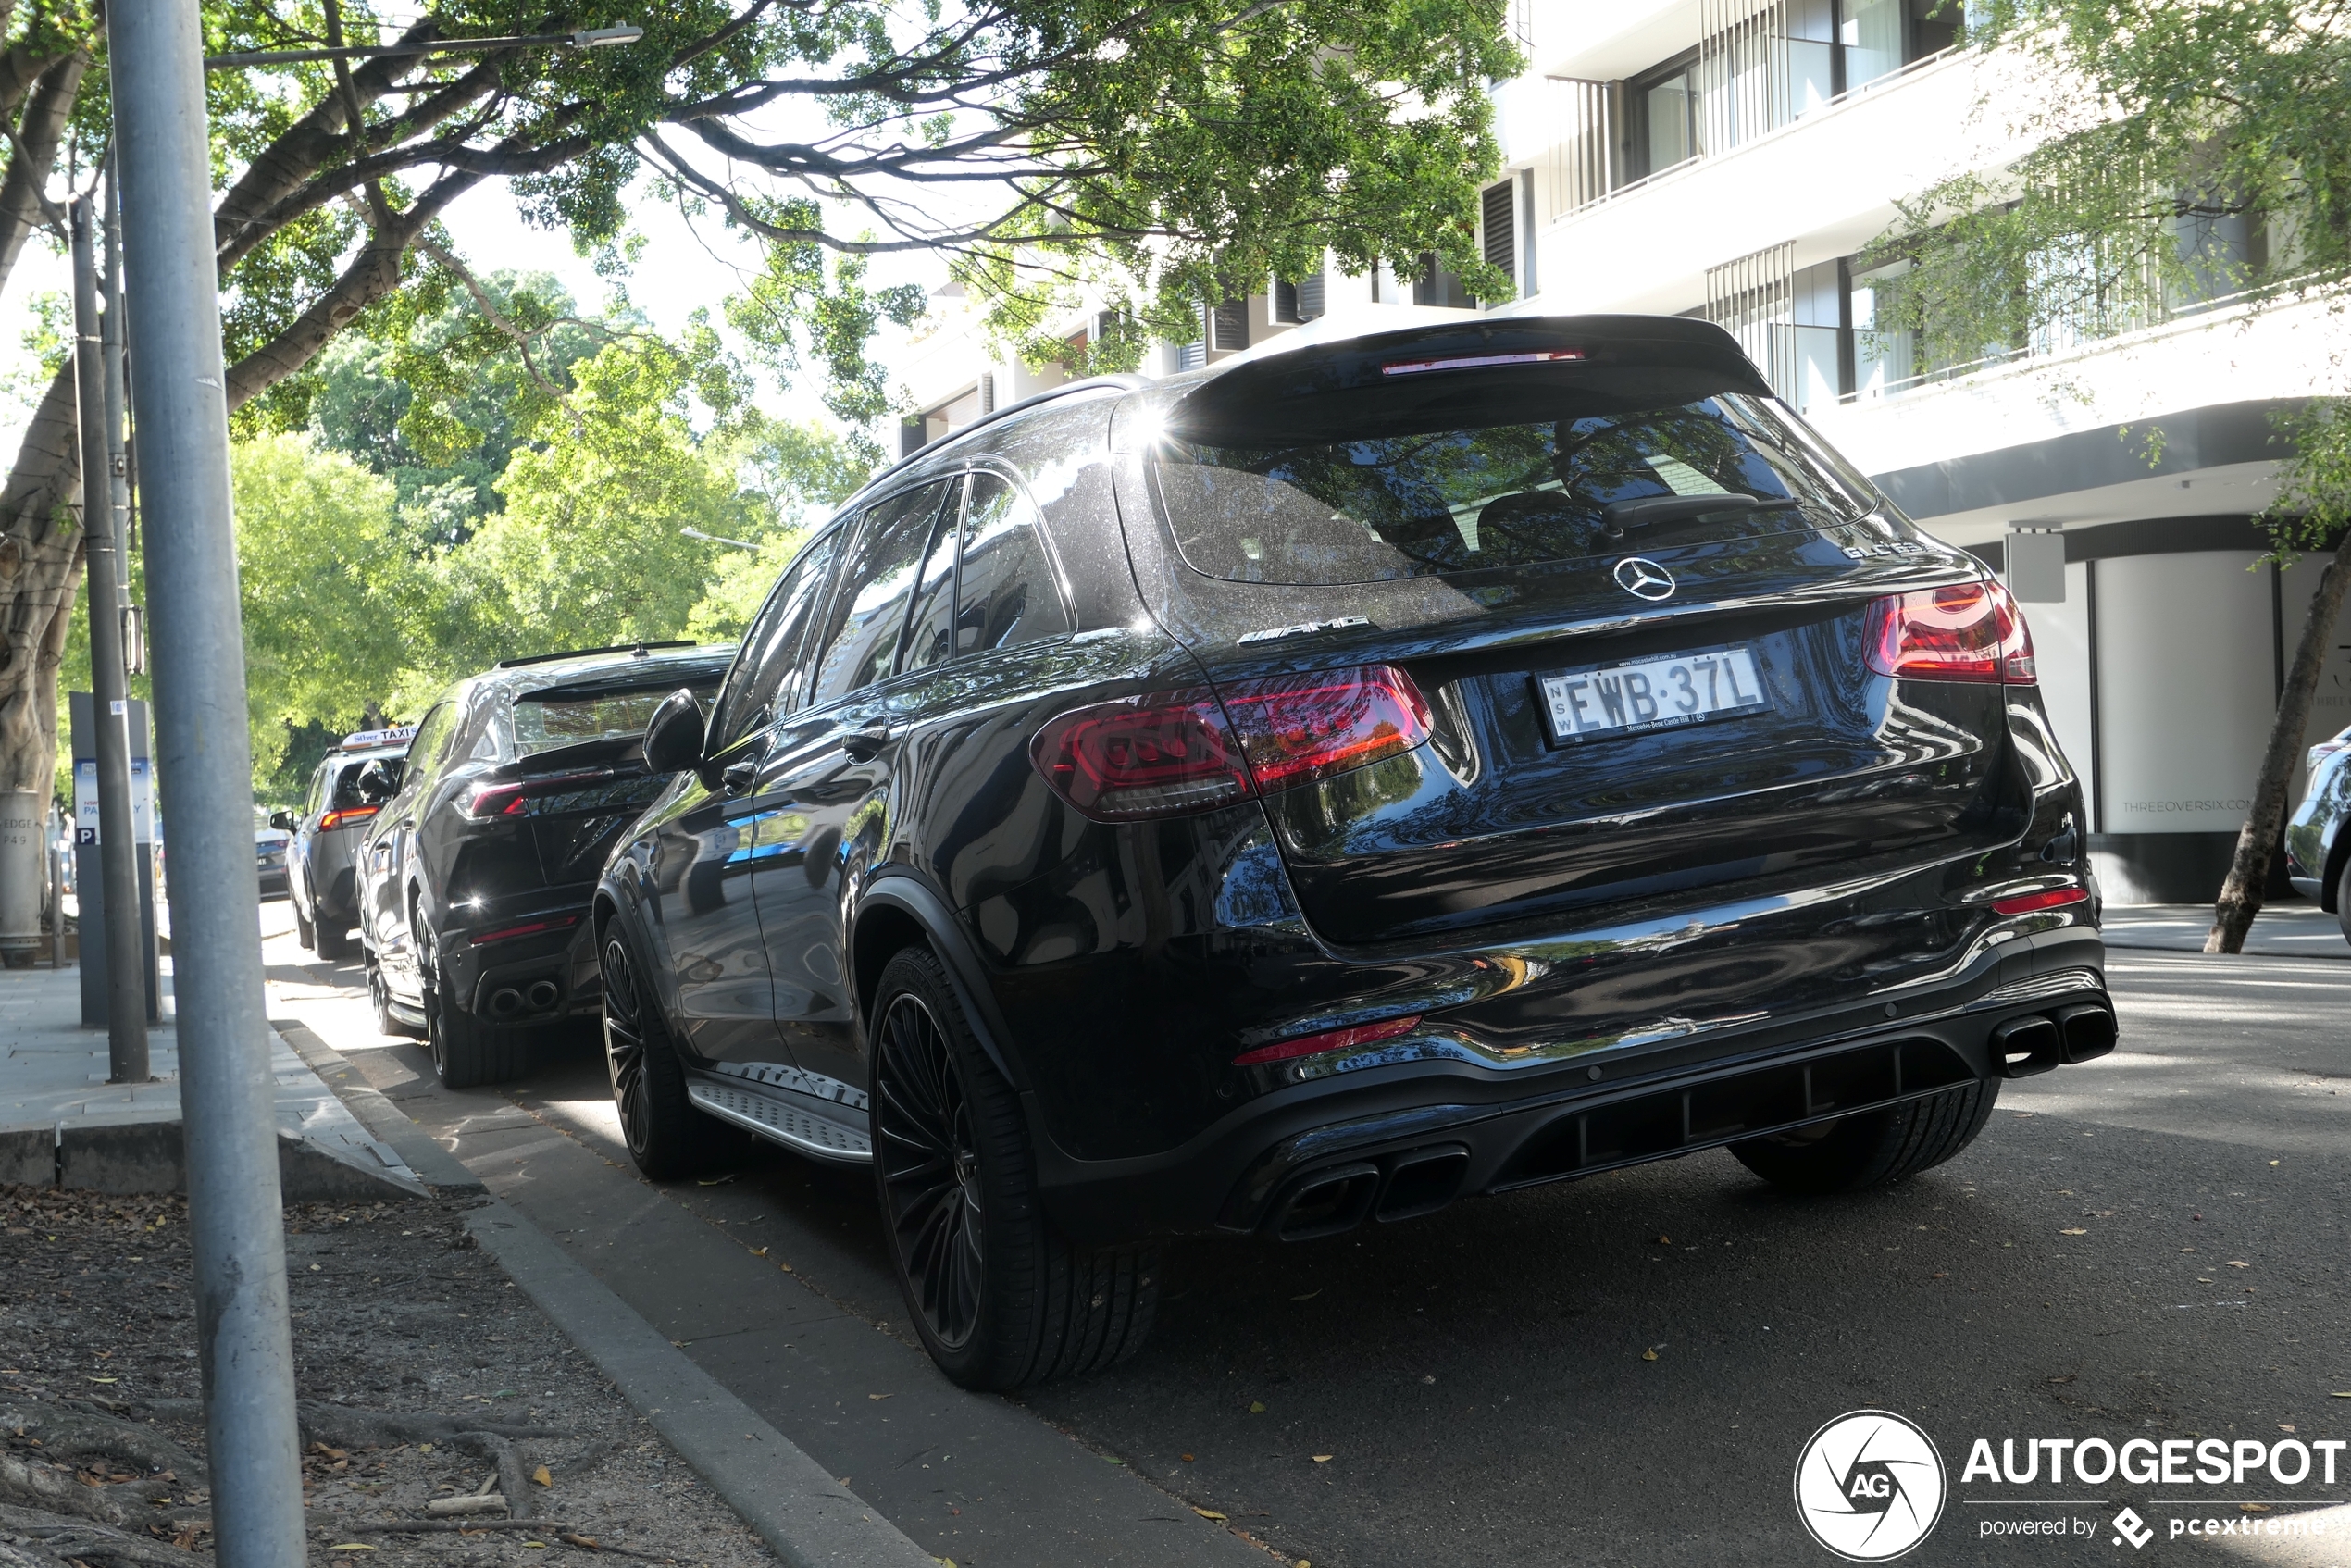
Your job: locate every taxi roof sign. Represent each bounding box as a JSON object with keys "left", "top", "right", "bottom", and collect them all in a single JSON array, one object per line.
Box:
[{"left": 338, "top": 725, "right": 416, "bottom": 753}]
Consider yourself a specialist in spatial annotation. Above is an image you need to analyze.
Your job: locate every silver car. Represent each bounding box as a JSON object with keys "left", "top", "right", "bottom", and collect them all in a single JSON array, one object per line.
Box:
[{"left": 276, "top": 727, "right": 411, "bottom": 960}]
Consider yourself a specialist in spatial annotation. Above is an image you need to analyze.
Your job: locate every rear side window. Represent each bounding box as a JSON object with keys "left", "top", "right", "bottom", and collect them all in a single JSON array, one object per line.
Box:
[
  {"left": 955, "top": 472, "right": 1069, "bottom": 653},
  {"left": 512, "top": 680, "right": 723, "bottom": 758},
  {"left": 710, "top": 533, "right": 840, "bottom": 751},
  {"left": 901, "top": 477, "right": 965, "bottom": 675},
  {"left": 805, "top": 480, "right": 953, "bottom": 707},
  {"left": 401, "top": 702, "right": 458, "bottom": 789},
  {"left": 1151, "top": 392, "right": 1871, "bottom": 586}
]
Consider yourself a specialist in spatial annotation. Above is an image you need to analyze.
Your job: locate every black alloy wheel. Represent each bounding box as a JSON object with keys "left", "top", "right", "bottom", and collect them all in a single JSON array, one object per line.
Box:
[
  {"left": 875, "top": 988, "right": 984, "bottom": 1351},
  {"left": 599, "top": 925, "right": 715, "bottom": 1179},
  {"left": 869, "top": 946, "right": 1160, "bottom": 1388}
]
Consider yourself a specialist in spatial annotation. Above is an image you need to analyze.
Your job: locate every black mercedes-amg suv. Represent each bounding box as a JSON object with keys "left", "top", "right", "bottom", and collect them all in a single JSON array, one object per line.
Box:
[
  {"left": 595, "top": 316, "right": 2113, "bottom": 1390},
  {"left": 356, "top": 641, "right": 735, "bottom": 1087}
]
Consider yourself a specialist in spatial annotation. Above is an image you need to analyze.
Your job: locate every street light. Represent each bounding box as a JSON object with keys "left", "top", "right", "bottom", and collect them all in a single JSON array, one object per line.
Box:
[{"left": 106, "top": 11, "right": 647, "bottom": 1567}]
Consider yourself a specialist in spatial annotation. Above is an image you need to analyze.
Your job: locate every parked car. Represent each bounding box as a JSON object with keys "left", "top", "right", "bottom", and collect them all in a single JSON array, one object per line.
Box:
[
  {"left": 254, "top": 807, "right": 291, "bottom": 899},
  {"left": 273, "top": 726, "right": 415, "bottom": 960},
  {"left": 357, "top": 641, "right": 736, "bottom": 1086},
  {"left": 594, "top": 316, "right": 2113, "bottom": 1390},
  {"left": 2284, "top": 722, "right": 2351, "bottom": 940}
]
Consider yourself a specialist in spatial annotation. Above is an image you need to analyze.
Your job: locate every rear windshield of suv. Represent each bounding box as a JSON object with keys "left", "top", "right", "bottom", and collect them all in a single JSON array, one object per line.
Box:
[
  {"left": 1151, "top": 392, "right": 1872, "bottom": 586},
  {"left": 511, "top": 678, "right": 722, "bottom": 758}
]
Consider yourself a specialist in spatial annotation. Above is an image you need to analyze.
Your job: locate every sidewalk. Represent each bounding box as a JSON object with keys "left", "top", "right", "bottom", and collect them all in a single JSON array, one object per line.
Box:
[
  {"left": 0, "top": 957, "right": 423, "bottom": 1196},
  {"left": 2101, "top": 902, "right": 2348, "bottom": 960}
]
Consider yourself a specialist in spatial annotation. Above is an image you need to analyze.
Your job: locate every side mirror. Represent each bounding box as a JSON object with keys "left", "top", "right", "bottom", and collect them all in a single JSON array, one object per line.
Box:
[
  {"left": 268, "top": 810, "right": 295, "bottom": 831},
  {"left": 355, "top": 759, "right": 398, "bottom": 803},
  {"left": 643, "top": 688, "right": 707, "bottom": 775}
]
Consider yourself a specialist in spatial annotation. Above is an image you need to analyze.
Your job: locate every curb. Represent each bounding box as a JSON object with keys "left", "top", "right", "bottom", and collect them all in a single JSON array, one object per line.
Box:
[
  {"left": 269, "top": 1016, "right": 485, "bottom": 1193},
  {"left": 467, "top": 1201, "right": 939, "bottom": 1568},
  {"left": 273, "top": 1016, "right": 936, "bottom": 1568}
]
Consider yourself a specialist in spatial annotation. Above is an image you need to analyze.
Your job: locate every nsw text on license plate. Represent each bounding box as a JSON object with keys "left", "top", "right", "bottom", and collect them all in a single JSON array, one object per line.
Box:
[{"left": 1537, "top": 645, "right": 1769, "bottom": 744}]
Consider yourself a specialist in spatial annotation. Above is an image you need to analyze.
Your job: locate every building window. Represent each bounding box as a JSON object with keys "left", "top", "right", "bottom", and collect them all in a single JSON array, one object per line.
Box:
[
  {"left": 1271, "top": 277, "right": 1326, "bottom": 323},
  {"left": 1482, "top": 180, "right": 1518, "bottom": 292},
  {"left": 1635, "top": 54, "right": 1701, "bottom": 179},
  {"left": 1208, "top": 298, "right": 1250, "bottom": 352},
  {"left": 1412, "top": 254, "right": 1474, "bottom": 308}
]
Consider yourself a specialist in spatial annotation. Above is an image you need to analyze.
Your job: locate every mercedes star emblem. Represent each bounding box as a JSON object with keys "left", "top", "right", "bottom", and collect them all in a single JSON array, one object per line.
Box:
[{"left": 1613, "top": 556, "right": 1676, "bottom": 602}]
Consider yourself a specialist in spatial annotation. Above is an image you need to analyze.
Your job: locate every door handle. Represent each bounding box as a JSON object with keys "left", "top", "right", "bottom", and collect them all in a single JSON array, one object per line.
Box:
[
  {"left": 840, "top": 727, "right": 890, "bottom": 763},
  {"left": 721, "top": 760, "right": 759, "bottom": 794}
]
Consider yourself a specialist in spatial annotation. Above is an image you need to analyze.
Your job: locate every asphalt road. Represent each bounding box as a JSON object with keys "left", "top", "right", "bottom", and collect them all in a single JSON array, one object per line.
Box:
[{"left": 258, "top": 900, "right": 2351, "bottom": 1568}]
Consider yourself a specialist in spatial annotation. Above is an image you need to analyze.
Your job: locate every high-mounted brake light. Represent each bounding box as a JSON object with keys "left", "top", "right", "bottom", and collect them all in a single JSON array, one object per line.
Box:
[
  {"left": 1989, "top": 886, "right": 2087, "bottom": 916},
  {"left": 1233, "top": 1014, "right": 1423, "bottom": 1066},
  {"left": 462, "top": 767, "right": 616, "bottom": 818},
  {"left": 1029, "top": 665, "right": 1433, "bottom": 822},
  {"left": 1866, "top": 579, "right": 2036, "bottom": 685},
  {"left": 1382, "top": 349, "right": 1584, "bottom": 378},
  {"left": 317, "top": 805, "right": 379, "bottom": 831}
]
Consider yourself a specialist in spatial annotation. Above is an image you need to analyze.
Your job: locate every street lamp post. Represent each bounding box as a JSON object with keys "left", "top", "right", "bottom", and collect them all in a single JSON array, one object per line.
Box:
[
  {"left": 101, "top": 14, "right": 647, "bottom": 1565},
  {"left": 108, "top": 3, "right": 305, "bottom": 1563},
  {"left": 68, "top": 195, "right": 149, "bottom": 1084}
]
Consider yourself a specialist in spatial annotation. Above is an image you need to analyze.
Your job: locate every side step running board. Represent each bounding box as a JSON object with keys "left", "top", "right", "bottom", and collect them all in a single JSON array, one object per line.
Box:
[{"left": 687, "top": 1076, "right": 872, "bottom": 1164}]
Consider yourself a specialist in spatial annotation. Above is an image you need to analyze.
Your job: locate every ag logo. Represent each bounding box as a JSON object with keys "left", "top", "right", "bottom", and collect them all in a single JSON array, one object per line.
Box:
[
  {"left": 1794, "top": 1410, "right": 1947, "bottom": 1561},
  {"left": 1613, "top": 555, "right": 1675, "bottom": 602}
]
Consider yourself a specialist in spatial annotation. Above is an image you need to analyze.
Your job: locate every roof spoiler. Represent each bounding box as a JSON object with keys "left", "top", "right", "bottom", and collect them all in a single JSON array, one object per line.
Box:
[{"left": 1168, "top": 315, "right": 1774, "bottom": 440}]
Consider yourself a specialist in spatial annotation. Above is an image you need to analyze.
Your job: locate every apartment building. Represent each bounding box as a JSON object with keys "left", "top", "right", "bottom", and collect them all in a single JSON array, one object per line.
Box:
[{"left": 896, "top": 0, "right": 2351, "bottom": 902}]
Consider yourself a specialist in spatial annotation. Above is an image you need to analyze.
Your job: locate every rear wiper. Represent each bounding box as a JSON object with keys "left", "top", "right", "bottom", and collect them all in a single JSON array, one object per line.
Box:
[{"left": 1603, "top": 493, "right": 1761, "bottom": 530}]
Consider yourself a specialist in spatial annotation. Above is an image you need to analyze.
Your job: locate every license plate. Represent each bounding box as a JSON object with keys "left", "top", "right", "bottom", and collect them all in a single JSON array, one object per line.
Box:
[{"left": 1536, "top": 644, "right": 1769, "bottom": 745}]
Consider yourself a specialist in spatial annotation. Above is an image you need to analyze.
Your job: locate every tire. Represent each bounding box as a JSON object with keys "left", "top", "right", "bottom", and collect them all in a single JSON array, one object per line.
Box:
[
  {"left": 426, "top": 978, "right": 531, "bottom": 1090},
  {"left": 2335, "top": 855, "right": 2351, "bottom": 947},
  {"left": 1731, "top": 1077, "right": 2000, "bottom": 1195},
  {"left": 599, "top": 921, "right": 727, "bottom": 1180},
  {"left": 314, "top": 921, "right": 352, "bottom": 960},
  {"left": 293, "top": 902, "right": 315, "bottom": 951},
  {"left": 871, "top": 946, "right": 1158, "bottom": 1389}
]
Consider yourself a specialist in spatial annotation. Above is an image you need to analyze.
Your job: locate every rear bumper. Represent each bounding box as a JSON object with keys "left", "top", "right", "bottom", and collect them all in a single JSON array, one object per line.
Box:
[
  {"left": 1030, "top": 927, "right": 2108, "bottom": 1244},
  {"left": 434, "top": 894, "right": 603, "bottom": 1024}
]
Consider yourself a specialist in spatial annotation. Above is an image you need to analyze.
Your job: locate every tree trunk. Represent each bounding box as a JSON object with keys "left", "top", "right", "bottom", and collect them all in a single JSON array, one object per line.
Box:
[
  {"left": 0, "top": 50, "right": 87, "bottom": 292},
  {"left": 0, "top": 365, "right": 83, "bottom": 800},
  {"left": 2205, "top": 529, "right": 2351, "bottom": 952}
]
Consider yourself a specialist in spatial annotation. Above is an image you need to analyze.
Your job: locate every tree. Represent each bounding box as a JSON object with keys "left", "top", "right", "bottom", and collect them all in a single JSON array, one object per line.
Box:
[
  {"left": 1872, "top": 0, "right": 2351, "bottom": 952},
  {"left": 230, "top": 433, "right": 428, "bottom": 791},
  {"left": 1, "top": 0, "right": 1516, "bottom": 813}
]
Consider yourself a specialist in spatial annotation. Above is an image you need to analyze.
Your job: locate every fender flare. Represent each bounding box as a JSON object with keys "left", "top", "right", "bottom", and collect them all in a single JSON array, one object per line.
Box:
[{"left": 852, "top": 872, "right": 1026, "bottom": 1092}]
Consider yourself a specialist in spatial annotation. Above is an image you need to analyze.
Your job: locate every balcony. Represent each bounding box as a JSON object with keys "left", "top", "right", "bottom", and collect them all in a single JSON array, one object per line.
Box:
[{"left": 1515, "top": 40, "right": 2040, "bottom": 319}]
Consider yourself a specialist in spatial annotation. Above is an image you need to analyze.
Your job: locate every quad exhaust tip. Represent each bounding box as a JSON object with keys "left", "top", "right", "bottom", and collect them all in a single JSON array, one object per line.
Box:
[
  {"left": 487, "top": 979, "right": 562, "bottom": 1019},
  {"left": 1992, "top": 1002, "right": 2116, "bottom": 1078},
  {"left": 1266, "top": 1144, "right": 1473, "bottom": 1241}
]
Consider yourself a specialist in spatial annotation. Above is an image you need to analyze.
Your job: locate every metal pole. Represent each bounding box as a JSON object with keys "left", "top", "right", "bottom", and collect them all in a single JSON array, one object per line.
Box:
[
  {"left": 69, "top": 196, "right": 150, "bottom": 1083},
  {"left": 109, "top": 0, "right": 306, "bottom": 1562}
]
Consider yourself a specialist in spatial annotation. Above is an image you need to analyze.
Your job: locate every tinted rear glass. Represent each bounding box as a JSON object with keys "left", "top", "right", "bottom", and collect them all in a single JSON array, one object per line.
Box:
[
  {"left": 513, "top": 679, "right": 721, "bottom": 758},
  {"left": 1152, "top": 392, "right": 1870, "bottom": 586}
]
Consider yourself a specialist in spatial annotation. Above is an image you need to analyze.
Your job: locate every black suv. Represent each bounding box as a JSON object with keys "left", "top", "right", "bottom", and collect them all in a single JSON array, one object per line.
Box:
[
  {"left": 596, "top": 317, "right": 2113, "bottom": 1389},
  {"left": 357, "top": 641, "right": 735, "bottom": 1087}
]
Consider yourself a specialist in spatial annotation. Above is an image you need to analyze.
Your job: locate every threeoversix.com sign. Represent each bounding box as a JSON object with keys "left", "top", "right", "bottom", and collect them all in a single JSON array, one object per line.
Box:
[{"left": 1796, "top": 1412, "right": 2347, "bottom": 1561}]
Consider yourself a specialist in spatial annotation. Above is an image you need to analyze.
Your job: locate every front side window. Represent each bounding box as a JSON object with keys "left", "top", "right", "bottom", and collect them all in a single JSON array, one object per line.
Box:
[
  {"left": 1153, "top": 392, "right": 1870, "bottom": 587},
  {"left": 804, "top": 480, "right": 954, "bottom": 708},
  {"left": 709, "top": 533, "right": 841, "bottom": 751},
  {"left": 955, "top": 473, "right": 1070, "bottom": 653},
  {"left": 400, "top": 701, "right": 458, "bottom": 792}
]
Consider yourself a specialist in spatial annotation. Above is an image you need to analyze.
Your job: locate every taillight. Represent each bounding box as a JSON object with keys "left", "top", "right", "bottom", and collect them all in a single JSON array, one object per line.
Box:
[
  {"left": 1866, "top": 579, "right": 2036, "bottom": 685},
  {"left": 471, "top": 914, "right": 582, "bottom": 946},
  {"left": 1221, "top": 665, "right": 1433, "bottom": 790},
  {"left": 462, "top": 767, "right": 615, "bottom": 818},
  {"left": 1990, "top": 886, "right": 2087, "bottom": 916},
  {"left": 318, "top": 805, "right": 379, "bottom": 830},
  {"left": 1029, "top": 665, "right": 1433, "bottom": 822},
  {"left": 1233, "top": 1014, "right": 1422, "bottom": 1066}
]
